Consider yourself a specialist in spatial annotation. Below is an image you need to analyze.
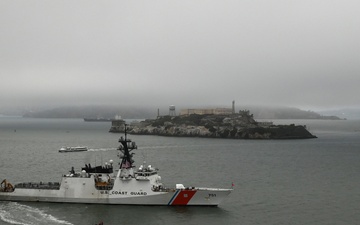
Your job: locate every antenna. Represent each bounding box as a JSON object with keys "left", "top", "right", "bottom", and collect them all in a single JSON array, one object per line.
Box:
[
  {"left": 141, "top": 152, "right": 147, "bottom": 167},
  {"left": 118, "top": 124, "right": 137, "bottom": 169}
]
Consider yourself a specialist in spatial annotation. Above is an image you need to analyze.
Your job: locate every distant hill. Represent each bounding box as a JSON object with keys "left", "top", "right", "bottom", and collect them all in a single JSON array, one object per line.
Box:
[
  {"left": 244, "top": 106, "right": 342, "bottom": 120},
  {"left": 22, "top": 105, "right": 157, "bottom": 119},
  {"left": 317, "top": 108, "right": 360, "bottom": 120},
  {"left": 22, "top": 105, "right": 342, "bottom": 120}
]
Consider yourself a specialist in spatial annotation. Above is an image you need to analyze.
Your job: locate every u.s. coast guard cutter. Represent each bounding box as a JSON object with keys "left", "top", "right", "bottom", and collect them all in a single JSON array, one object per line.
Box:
[{"left": 0, "top": 126, "right": 232, "bottom": 206}]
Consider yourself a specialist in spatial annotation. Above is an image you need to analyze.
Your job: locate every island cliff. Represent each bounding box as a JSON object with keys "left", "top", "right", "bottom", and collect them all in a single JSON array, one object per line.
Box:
[{"left": 109, "top": 111, "right": 317, "bottom": 139}]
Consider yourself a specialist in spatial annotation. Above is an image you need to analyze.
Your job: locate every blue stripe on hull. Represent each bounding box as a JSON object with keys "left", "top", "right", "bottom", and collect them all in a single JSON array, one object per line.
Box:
[{"left": 167, "top": 190, "right": 180, "bottom": 205}]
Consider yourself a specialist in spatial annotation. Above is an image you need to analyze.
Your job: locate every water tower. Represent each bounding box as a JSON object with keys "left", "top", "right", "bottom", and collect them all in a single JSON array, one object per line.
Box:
[{"left": 169, "top": 105, "right": 176, "bottom": 116}]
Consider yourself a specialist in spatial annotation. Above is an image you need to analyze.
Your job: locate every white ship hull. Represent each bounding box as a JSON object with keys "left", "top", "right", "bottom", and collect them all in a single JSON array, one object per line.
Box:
[{"left": 0, "top": 176, "right": 231, "bottom": 206}]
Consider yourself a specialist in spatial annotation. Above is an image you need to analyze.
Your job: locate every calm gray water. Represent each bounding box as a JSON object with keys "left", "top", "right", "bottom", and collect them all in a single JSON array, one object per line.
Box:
[{"left": 0, "top": 117, "right": 360, "bottom": 225}]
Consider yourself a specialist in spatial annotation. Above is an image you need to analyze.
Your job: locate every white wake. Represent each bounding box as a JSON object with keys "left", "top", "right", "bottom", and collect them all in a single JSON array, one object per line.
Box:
[{"left": 0, "top": 202, "right": 73, "bottom": 225}]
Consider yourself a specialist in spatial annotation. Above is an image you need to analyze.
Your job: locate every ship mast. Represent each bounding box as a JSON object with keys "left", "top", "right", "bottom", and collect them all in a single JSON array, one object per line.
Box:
[{"left": 118, "top": 124, "right": 137, "bottom": 169}]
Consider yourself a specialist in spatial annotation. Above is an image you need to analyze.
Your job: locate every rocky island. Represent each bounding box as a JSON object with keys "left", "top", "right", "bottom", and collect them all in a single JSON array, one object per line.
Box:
[{"left": 109, "top": 110, "right": 317, "bottom": 139}]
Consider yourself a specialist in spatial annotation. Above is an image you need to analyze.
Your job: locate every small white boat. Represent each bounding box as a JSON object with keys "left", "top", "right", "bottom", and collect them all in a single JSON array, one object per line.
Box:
[{"left": 58, "top": 146, "right": 88, "bottom": 153}]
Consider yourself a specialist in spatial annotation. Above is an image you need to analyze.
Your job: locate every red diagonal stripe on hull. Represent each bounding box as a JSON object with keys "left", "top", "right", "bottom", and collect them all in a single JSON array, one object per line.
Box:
[{"left": 171, "top": 190, "right": 197, "bottom": 205}]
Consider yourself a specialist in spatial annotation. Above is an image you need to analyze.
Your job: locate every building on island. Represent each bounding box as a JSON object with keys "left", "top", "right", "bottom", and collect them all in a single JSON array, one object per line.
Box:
[
  {"left": 180, "top": 108, "right": 233, "bottom": 116},
  {"left": 180, "top": 101, "right": 236, "bottom": 116},
  {"left": 109, "top": 117, "right": 125, "bottom": 133}
]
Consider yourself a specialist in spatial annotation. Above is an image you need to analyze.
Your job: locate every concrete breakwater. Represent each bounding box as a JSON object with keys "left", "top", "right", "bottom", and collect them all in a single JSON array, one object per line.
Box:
[{"left": 109, "top": 113, "right": 317, "bottom": 139}]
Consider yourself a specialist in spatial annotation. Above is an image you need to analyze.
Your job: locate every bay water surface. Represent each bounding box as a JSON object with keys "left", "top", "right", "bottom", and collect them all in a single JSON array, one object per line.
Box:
[{"left": 0, "top": 117, "right": 359, "bottom": 225}]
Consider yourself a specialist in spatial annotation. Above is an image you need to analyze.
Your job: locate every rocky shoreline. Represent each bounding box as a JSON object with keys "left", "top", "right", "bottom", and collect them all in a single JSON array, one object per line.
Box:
[{"left": 110, "top": 111, "right": 317, "bottom": 139}]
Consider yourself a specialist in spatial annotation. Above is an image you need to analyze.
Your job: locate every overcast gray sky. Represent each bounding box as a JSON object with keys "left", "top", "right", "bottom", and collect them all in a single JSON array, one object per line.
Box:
[{"left": 1, "top": 0, "right": 359, "bottom": 112}]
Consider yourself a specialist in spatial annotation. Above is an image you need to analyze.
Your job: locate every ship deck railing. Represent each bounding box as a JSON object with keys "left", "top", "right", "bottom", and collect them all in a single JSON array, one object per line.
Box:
[
  {"left": 134, "top": 171, "right": 158, "bottom": 176},
  {"left": 14, "top": 182, "right": 61, "bottom": 190},
  {"left": 95, "top": 185, "right": 114, "bottom": 190},
  {"left": 95, "top": 180, "right": 115, "bottom": 190}
]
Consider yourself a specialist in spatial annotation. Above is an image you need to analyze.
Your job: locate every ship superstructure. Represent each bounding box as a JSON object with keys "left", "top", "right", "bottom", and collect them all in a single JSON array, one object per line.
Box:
[{"left": 0, "top": 125, "right": 232, "bottom": 206}]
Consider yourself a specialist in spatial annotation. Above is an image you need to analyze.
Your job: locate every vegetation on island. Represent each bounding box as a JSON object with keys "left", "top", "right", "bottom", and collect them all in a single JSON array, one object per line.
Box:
[{"left": 111, "top": 111, "right": 317, "bottom": 139}]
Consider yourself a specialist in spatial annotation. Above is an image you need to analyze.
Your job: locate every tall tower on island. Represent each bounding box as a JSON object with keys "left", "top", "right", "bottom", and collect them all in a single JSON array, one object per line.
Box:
[{"left": 232, "top": 100, "right": 235, "bottom": 114}]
